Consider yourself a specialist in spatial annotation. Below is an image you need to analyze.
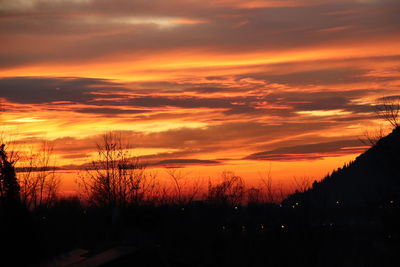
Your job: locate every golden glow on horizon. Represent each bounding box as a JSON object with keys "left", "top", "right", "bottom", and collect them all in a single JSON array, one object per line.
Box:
[{"left": 1, "top": 0, "right": 399, "bottom": 195}]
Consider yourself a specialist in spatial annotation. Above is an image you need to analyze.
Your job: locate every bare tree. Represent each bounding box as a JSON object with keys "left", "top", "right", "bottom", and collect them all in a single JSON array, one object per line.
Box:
[
  {"left": 207, "top": 171, "right": 245, "bottom": 206},
  {"left": 18, "top": 141, "right": 60, "bottom": 210},
  {"left": 79, "top": 131, "right": 156, "bottom": 208},
  {"left": 165, "top": 168, "right": 183, "bottom": 203},
  {"left": 259, "top": 165, "right": 276, "bottom": 203},
  {"left": 292, "top": 176, "right": 312, "bottom": 193},
  {"left": 358, "top": 125, "right": 387, "bottom": 147},
  {"left": 165, "top": 168, "right": 201, "bottom": 204},
  {"left": 375, "top": 96, "right": 400, "bottom": 128}
]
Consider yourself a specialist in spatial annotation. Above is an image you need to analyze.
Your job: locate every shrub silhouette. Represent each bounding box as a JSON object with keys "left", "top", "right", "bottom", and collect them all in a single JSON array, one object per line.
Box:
[{"left": 207, "top": 171, "right": 245, "bottom": 206}]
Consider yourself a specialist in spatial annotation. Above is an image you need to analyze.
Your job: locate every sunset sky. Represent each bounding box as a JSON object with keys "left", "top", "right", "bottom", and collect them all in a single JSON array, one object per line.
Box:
[{"left": 1, "top": 0, "right": 400, "bottom": 192}]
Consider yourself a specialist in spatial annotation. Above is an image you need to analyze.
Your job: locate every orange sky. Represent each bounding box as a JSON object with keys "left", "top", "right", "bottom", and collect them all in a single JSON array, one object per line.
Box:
[{"left": 1, "top": 0, "right": 400, "bottom": 193}]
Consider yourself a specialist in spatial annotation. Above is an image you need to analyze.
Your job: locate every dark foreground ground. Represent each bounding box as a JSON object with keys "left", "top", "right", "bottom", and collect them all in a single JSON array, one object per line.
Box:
[{"left": 1, "top": 199, "right": 400, "bottom": 267}]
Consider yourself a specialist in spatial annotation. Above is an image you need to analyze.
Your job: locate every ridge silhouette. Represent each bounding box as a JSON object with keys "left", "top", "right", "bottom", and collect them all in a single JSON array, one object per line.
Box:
[{"left": 284, "top": 126, "right": 400, "bottom": 208}]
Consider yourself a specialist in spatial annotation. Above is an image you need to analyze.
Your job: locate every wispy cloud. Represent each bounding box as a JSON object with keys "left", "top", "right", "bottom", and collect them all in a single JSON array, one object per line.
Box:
[{"left": 1, "top": 0, "right": 399, "bottom": 184}]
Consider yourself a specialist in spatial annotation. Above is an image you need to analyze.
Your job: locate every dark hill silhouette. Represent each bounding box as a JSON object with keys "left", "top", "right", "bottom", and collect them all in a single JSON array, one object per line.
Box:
[{"left": 284, "top": 126, "right": 400, "bottom": 208}]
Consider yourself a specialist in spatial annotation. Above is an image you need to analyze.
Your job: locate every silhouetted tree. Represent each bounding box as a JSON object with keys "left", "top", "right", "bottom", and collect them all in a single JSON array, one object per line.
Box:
[
  {"left": 207, "top": 171, "right": 245, "bottom": 206},
  {"left": 79, "top": 131, "right": 156, "bottom": 208},
  {"left": 19, "top": 141, "right": 60, "bottom": 210},
  {"left": 292, "top": 176, "right": 312, "bottom": 193},
  {"left": 375, "top": 96, "right": 400, "bottom": 128},
  {"left": 0, "top": 143, "right": 30, "bottom": 267},
  {"left": 0, "top": 144, "right": 21, "bottom": 209},
  {"left": 359, "top": 125, "right": 387, "bottom": 147},
  {"left": 165, "top": 168, "right": 201, "bottom": 204},
  {"left": 259, "top": 165, "right": 277, "bottom": 202}
]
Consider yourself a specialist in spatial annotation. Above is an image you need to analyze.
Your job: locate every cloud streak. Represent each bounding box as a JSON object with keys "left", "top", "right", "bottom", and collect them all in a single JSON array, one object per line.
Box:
[
  {"left": 1, "top": 0, "right": 400, "bottom": 187},
  {"left": 245, "top": 140, "right": 367, "bottom": 161}
]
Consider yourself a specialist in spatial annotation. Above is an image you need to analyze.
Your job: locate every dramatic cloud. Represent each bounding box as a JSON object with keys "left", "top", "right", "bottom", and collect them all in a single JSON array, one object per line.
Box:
[
  {"left": 1, "top": 0, "right": 400, "bottom": 72},
  {"left": 245, "top": 140, "right": 367, "bottom": 161},
  {"left": 1, "top": 0, "right": 400, "bottom": 190},
  {"left": 0, "top": 77, "right": 125, "bottom": 104}
]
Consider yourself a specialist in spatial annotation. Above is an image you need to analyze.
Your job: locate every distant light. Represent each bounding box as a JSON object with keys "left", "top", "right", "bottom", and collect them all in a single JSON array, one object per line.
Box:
[
  {"left": 222, "top": 226, "right": 226, "bottom": 230},
  {"left": 234, "top": 206, "right": 238, "bottom": 210},
  {"left": 261, "top": 225, "right": 265, "bottom": 230},
  {"left": 292, "top": 205, "right": 295, "bottom": 209},
  {"left": 390, "top": 200, "right": 395, "bottom": 204},
  {"left": 295, "top": 202, "right": 299, "bottom": 206},
  {"left": 336, "top": 201, "right": 340, "bottom": 204},
  {"left": 281, "top": 225, "right": 285, "bottom": 229},
  {"left": 279, "top": 204, "right": 282, "bottom": 208},
  {"left": 181, "top": 207, "right": 185, "bottom": 211},
  {"left": 329, "top": 223, "right": 334, "bottom": 227}
]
